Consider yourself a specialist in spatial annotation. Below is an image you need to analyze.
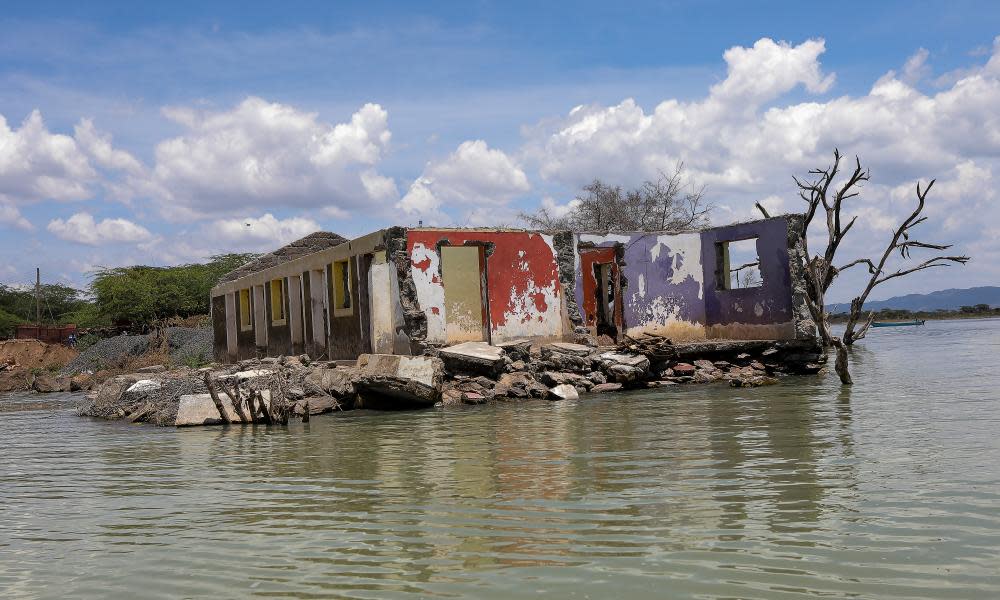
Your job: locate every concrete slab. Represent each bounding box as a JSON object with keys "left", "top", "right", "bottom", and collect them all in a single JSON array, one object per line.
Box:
[
  {"left": 597, "top": 352, "right": 650, "bottom": 369},
  {"left": 545, "top": 342, "right": 593, "bottom": 357},
  {"left": 355, "top": 354, "right": 444, "bottom": 407},
  {"left": 439, "top": 341, "right": 506, "bottom": 376},
  {"left": 175, "top": 391, "right": 271, "bottom": 426}
]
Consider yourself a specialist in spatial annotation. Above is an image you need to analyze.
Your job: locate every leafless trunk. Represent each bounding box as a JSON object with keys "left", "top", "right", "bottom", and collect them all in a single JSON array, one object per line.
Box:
[
  {"left": 839, "top": 180, "right": 969, "bottom": 345},
  {"left": 769, "top": 149, "right": 969, "bottom": 385},
  {"left": 203, "top": 372, "right": 231, "bottom": 425}
]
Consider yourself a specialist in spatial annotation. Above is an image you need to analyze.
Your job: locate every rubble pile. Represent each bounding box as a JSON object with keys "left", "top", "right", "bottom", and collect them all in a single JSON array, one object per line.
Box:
[{"left": 76, "top": 335, "right": 825, "bottom": 427}]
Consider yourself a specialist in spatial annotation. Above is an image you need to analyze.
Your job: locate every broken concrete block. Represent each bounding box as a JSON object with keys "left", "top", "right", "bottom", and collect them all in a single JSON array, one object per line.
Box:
[
  {"left": 354, "top": 354, "right": 444, "bottom": 407},
  {"left": 494, "top": 371, "right": 548, "bottom": 399},
  {"left": 540, "top": 371, "right": 593, "bottom": 390},
  {"left": 549, "top": 383, "right": 579, "bottom": 401},
  {"left": 439, "top": 342, "right": 506, "bottom": 376},
  {"left": 597, "top": 352, "right": 650, "bottom": 371},
  {"left": 304, "top": 367, "right": 356, "bottom": 398},
  {"left": 32, "top": 374, "right": 71, "bottom": 393},
  {"left": 495, "top": 339, "right": 532, "bottom": 362},
  {"left": 590, "top": 382, "right": 623, "bottom": 394},
  {"left": 175, "top": 391, "right": 271, "bottom": 426},
  {"left": 543, "top": 342, "right": 593, "bottom": 357}
]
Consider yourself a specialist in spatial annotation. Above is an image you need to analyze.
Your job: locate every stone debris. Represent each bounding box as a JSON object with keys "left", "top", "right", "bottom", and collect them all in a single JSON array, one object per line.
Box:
[
  {"left": 438, "top": 342, "right": 506, "bottom": 376},
  {"left": 549, "top": 383, "right": 579, "bottom": 401},
  {"left": 354, "top": 354, "right": 444, "bottom": 408},
  {"left": 77, "top": 335, "right": 823, "bottom": 427}
]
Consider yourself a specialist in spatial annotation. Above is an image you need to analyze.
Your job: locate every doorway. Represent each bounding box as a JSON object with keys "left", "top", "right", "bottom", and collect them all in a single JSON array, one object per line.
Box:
[{"left": 440, "top": 245, "right": 490, "bottom": 343}]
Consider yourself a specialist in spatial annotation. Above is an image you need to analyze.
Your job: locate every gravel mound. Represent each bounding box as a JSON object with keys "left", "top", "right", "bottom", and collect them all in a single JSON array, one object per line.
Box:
[
  {"left": 61, "top": 334, "right": 150, "bottom": 374},
  {"left": 165, "top": 327, "right": 213, "bottom": 365},
  {"left": 61, "top": 327, "right": 214, "bottom": 375}
]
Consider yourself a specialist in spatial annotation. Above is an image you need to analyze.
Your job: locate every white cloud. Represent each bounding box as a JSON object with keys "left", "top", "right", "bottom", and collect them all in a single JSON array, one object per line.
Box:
[
  {"left": 47, "top": 212, "right": 153, "bottom": 245},
  {"left": 398, "top": 139, "right": 529, "bottom": 220},
  {"left": 210, "top": 213, "right": 322, "bottom": 248},
  {"left": 0, "top": 201, "right": 32, "bottom": 230},
  {"left": 73, "top": 118, "right": 144, "bottom": 175},
  {"left": 0, "top": 110, "right": 95, "bottom": 203},
  {"left": 150, "top": 97, "right": 396, "bottom": 219}
]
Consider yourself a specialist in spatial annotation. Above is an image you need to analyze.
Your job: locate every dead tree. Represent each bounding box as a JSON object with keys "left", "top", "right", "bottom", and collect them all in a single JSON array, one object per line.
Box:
[
  {"left": 768, "top": 149, "right": 970, "bottom": 385},
  {"left": 839, "top": 180, "right": 969, "bottom": 345},
  {"left": 520, "top": 162, "right": 710, "bottom": 233}
]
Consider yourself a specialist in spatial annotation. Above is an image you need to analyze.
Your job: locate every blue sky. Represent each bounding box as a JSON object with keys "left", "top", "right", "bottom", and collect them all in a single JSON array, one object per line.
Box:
[{"left": 1, "top": 1, "right": 998, "bottom": 301}]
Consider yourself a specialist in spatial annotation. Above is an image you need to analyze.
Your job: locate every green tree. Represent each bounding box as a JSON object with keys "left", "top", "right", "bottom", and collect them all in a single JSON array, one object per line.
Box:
[{"left": 89, "top": 253, "right": 257, "bottom": 329}]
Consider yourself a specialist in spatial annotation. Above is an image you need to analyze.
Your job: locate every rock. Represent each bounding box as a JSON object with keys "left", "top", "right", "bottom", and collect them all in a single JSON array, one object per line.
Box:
[
  {"left": 354, "top": 354, "right": 444, "bottom": 407},
  {"left": 693, "top": 359, "right": 716, "bottom": 371},
  {"left": 260, "top": 357, "right": 279, "bottom": 365},
  {"left": 461, "top": 391, "right": 487, "bottom": 404},
  {"left": 494, "top": 371, "right": 548, "bottom": 399},
  {"left": 730, "top": 376, "right": 779, "bottom": 388},
  {"left": 586, "top": 371, "right": 607, "bottom": 385},
  {"left": 590, "top": 382, "right": 623, "bottom": 394},
  {"left": 137, "top": 365, "right": 166, "bottom": 374},
  {"left": 439, "top": 342, "right": 506, "bottom": 376},
  {"left": 175, "top": 391, "right": 271, "bottom": 426},
  {"left": 761, "top": 347, "right": 779, "bottom": 357},
  {"left": 713, "top": 361, "right": 732, "bottom": 369},
  {"left": 304, "top": 367, "right": 356, "bottom": 398},
  {"left": 298, "top": 354, "right": 311, "bottom": 366},
  {"left": 540, "top": 343, "right": 594, "bottom": 373},
  {"left": 32, "top": 374, "right": 71, "bottom": 393},
  {"left": 510, "top": 360, "right": 527, "bottom": 372},
  {"left": 543, "top": 342, "right": 593, "bottom": 357},
  {"left": 750, "top": 361, "right": 767, "bottom": 371},
  {"left": 286, "top": 387, "right": 305, "bottom": 400},
  {"left": 540, "top": 371, "right": 593, "bottom": 389},
  {"left": 294, "top": 396, "right": 340, "bottom": 415},
  {"left": 692, "top": 370, "right": 720, "bottom": 383},
  {"left": 736, "top": 353, "right": 751, "bottom": 361},
  {"left": 672, "top": 362, "right": 696, "bottom": 376},
  {"left": 573, "top": 332, "right": 599, "bottom": 347},
  {"left": 549, "top": 383, "right": 579, "bottom": 401},
  {"left": 495, "top": 339, "right": 532, "bottom": 362},
  {"left": 647, "top": 380, "right": 678, "bottom": 387},
  {"left": 597, "top": 352, "right": 650, "bottom": 383},
  {"left": 69, "top": 373, "right": 94, "bottom": 392}
]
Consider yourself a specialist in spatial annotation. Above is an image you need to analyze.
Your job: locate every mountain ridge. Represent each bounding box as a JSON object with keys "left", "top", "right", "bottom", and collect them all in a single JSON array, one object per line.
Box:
[{"left": 827, "top": 286, "right": 1000, "bottom": 313}]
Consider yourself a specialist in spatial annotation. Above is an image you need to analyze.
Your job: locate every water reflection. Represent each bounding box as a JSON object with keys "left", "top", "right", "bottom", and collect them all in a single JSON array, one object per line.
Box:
[{"left": 2, "top": 320, "right": 1000, "bottom": 599}]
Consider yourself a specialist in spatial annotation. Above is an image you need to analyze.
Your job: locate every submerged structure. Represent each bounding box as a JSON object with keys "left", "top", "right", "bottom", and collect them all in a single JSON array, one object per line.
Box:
[{"left": 209, "top": 216, "right": 816, "bottom": 363}]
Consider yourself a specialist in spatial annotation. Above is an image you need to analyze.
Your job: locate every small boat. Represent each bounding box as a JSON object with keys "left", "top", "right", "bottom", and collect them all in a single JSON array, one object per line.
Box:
[{"left": 872, "top": 320, "right": 926, "bottom": 328}]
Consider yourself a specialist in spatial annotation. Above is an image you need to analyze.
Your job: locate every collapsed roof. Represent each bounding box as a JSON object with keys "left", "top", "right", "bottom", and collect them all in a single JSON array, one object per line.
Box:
[{"left": 217, "top": 231, "right": 348, "bottom": 284}]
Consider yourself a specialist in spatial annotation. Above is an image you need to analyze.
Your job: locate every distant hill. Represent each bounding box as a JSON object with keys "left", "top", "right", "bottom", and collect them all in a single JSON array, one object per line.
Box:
[{"left": 827, "top": 286, "right": 1000, "bottom": 313}]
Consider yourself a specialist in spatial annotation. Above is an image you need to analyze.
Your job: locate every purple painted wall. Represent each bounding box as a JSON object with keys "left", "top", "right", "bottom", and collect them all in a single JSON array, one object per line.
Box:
[
  {"left": 700, "top": 218, "right": 796, "bottom": 336},
  {"left": 576, "top": 232, "right": 707, "bottom": 339}
]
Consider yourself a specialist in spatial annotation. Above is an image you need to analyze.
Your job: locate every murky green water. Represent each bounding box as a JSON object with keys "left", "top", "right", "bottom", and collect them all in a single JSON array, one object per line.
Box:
[{"left": 2, "top": 319, "right": 999, "bottom": 599}]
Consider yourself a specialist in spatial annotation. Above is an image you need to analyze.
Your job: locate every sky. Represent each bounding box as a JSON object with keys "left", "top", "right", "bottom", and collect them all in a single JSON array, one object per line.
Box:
[{"left": 1, "top": 1, "right": 998, "bottom": 303}]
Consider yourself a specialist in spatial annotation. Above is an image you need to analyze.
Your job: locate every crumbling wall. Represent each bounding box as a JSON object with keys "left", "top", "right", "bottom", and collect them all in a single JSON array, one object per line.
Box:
[
  {"left": 577, "top": 232, "right": 707, "bottom": 340},
  {"left": 699, "top": 217, "right": 802, "bottom": 340},
  {"left": 385, "top": 227, "right": 427, "bottom": 354},
  {"left": 407, "top": 229, "right": 566, "bottom": 344}
]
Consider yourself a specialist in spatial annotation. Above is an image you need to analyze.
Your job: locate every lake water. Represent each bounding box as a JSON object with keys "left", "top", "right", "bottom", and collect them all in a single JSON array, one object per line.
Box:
[{"left": 2, "top": 319, "right": 999, "bottom": 599}]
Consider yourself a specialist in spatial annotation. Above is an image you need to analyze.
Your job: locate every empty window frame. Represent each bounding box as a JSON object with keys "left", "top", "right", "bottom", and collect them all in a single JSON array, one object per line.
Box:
[
  {"left": 332, "top": 259, "right": 353, "bottom": 317},
  {"left": 239, "top": 288, "right": 253, "bottom": 331},
  {"left": 717, "top": 237, "right": 763, "bottom": 290},
  {"left": 270, "top": 278, "right": 286, "bottom": 325}
]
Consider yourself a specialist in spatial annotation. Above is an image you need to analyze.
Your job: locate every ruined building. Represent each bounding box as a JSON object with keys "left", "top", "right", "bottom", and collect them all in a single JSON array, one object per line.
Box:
[{"left": 209, "top": 216, "right": 816, "bottom": 362}]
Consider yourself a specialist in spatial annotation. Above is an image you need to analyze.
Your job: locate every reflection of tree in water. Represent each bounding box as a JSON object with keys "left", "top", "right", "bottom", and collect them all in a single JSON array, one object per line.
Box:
[{"left": 706, "top": 380, "right": 858, "bottom": 539}]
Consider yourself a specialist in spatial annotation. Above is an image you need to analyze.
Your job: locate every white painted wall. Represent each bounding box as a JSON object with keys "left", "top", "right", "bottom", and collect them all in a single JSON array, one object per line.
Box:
[
  {"left": 368, "top": 255, "right": 396, "bottom": 353},
  {"left": 253, "top": 284, "right": 267, "bottom": 347},
  {"left": 288, "top": 275, "right": 303, "bottom": 347},
  {"left": 225, "top": 292, "right": 237, "bottom": 359}
]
